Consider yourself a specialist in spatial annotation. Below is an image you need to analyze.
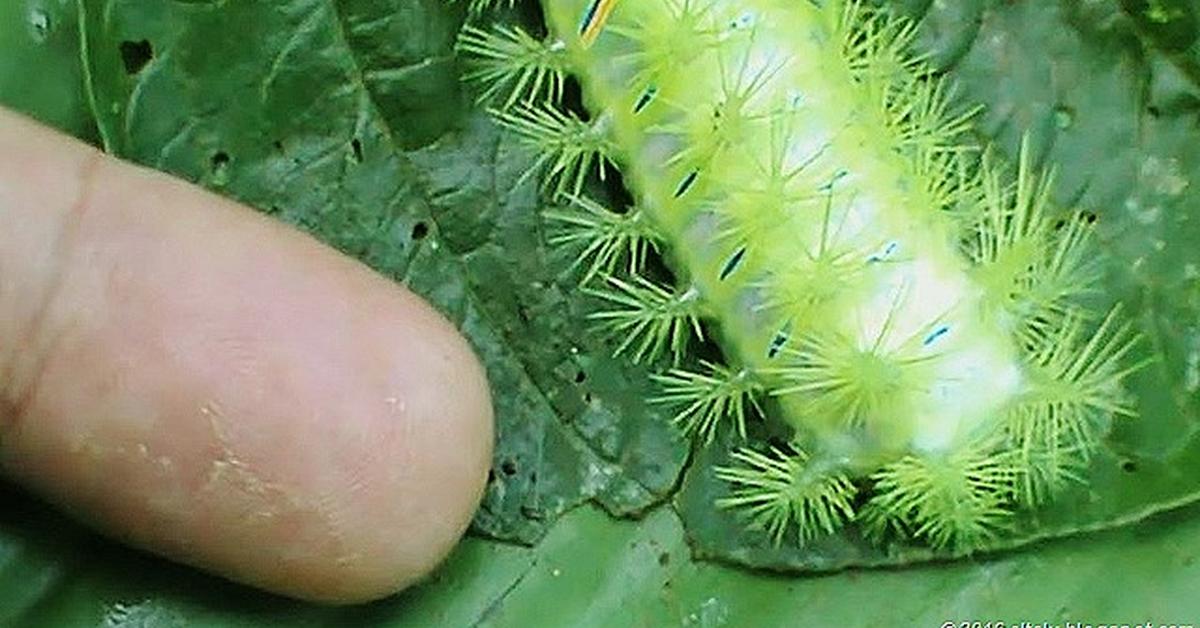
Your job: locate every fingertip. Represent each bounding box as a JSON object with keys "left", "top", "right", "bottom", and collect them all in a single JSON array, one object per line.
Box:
[
  {"left": 0, "top": 108, "right": 495, "bottom": 603},
  {"left": 268, "top": 278, "right": 497, "bottom": 604},
  {"left": 305, "top": 284, "right": 497, "bottom": 604}
]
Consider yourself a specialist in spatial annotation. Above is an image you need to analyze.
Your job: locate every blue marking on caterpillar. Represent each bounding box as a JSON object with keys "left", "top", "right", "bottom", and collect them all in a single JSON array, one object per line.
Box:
[
  {"left": 868, "top": 241, "right": 900, "bottom": 264},
  {"left": 923, "top": 325, "right": 951, "bottom": 347},
  {"left": 818, "top": 169, "right": 849, "bottom": 193},
  {"left": 634, "top": 85, "right": 659, "bottom": 113}
]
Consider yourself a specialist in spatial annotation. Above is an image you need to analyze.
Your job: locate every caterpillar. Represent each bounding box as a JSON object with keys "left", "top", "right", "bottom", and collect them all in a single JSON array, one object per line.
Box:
[{"left": 454, "top": 0, "right": 1146, "bottom": 552}]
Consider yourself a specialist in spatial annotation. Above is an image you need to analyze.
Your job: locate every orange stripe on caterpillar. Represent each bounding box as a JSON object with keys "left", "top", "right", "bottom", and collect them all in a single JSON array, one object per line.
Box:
[{"left": 580, "top": 0, "right": 619, "bottom": 48}]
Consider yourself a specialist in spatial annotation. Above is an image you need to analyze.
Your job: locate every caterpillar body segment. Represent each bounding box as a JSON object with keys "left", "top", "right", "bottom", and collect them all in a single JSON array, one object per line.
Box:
[
  {"left": 457, "top": 25, "right": 569, "bottom": 108},
  {"left": 542, "top": 0, "right": 1032, "bottom": 461},
  {"left": 654, "top": 360, "right": 763, "bottom": 443},
  {"left": 543, "top": 195, "right": 662, "bottom": 281},
  {"left": 715, "top": 446, "right": 857, "bottom": 546},
  {"left": 456, "top": 0, "right": 1142, "bottom": 551}
]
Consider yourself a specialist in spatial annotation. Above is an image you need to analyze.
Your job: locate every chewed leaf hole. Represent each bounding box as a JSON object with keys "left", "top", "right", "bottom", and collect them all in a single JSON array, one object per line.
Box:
[
  {"left": 119, "top": 39, "right": 154, "bottom": 75},
  {"left": 411, "top": 221, "right": 429, "bottom": 240},
  {"left": 210, "top": 151, "right": 231, "bottom": 185}
]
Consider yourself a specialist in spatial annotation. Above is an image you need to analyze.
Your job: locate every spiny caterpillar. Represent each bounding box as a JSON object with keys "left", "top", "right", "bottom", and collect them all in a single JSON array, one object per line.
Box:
[{"left": 454, "top": 0, "right": 1146, "bottom": 552}]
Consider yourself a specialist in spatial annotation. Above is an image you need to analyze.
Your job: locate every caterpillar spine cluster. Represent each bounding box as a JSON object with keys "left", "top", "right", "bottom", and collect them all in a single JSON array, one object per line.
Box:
[{"left": 454, "top": 0, "right": 1145, "bottom": 553}]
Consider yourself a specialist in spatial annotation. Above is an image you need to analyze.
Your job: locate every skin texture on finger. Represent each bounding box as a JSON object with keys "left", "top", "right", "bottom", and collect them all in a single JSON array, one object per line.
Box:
[{"left": 0, "top": 107, "right": 495, "bottom": 604}]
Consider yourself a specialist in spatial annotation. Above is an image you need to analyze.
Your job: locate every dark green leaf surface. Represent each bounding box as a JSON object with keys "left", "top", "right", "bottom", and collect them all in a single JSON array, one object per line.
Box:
[
  {"left": 0, "top": 0, "right": 96, "bottom": 140},
  {"left": 1117, "top": 0, "right": 1200, "bottom": 87},
  {"left": 3, "top": 483, "right": 1200, "bottom": 626},
  {"left": 70, "top": 0, "right": 686, "bottom": 544},
  {"left": 0, "top": 0, "right": 1198, "bottom": 623}
]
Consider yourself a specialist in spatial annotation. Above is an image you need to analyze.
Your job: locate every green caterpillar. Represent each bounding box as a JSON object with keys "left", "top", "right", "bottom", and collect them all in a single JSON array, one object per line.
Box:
[{"left": 455, "top": 0, "right": 1145, "bottom": 552}]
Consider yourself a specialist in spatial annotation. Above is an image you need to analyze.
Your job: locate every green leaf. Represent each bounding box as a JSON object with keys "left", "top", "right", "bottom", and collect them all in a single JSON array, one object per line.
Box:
[
  {"left": 0, "top": 0, "right": 97, "bottom": 140},
  {"left": 4, "top": 484, "right": 1200, "bottom": 625},
  {"left": 56, "top": 0, "right": 688, "bottom": 544}
]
